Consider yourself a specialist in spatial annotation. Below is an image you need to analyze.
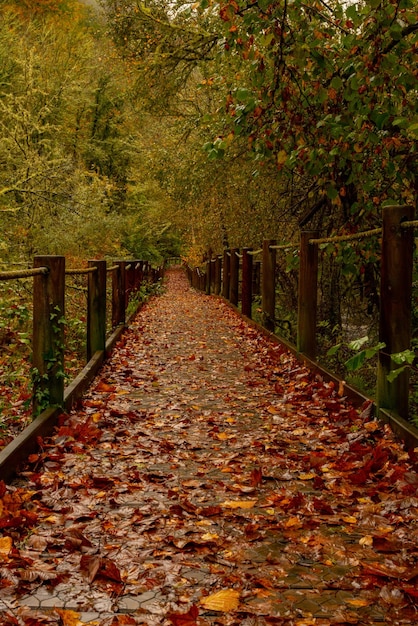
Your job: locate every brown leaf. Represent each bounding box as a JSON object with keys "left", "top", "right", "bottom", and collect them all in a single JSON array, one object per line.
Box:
[{"left": 80, "top": 554, "right": 101, "bottom": 583}]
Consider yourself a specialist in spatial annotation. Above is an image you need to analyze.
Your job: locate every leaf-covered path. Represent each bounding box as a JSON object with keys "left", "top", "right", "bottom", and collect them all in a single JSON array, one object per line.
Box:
[{"left": 2, "top": 269, "right": 418, "bottom": 625}]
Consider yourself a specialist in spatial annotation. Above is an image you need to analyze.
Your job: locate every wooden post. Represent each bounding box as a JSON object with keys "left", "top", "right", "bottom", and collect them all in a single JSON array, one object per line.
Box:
[
  {"left": 112, "top": 261, "right": 126, "bottom": 327},
  {"left": 33, "top": 256, "right": 65, "bottom": 414},
  {"left": 210, "top": 258, "right": 216, "bottom": 292},
  {"left": 125, "top": 262, "right": 134, "bottom": 307},
  {"left": 134, "top": 261, "right": 141, "bottom": 291},
  {"left": 229, "top": 249, "right": 240, "bottom": 306},
  {"left": 206, "top": 259, "right": 211, "bottom": 295},
  {"left": 262, "top": 240, "right": 276, "bottom": 332},
  {"left": 242, "top": 248, "right": 253, "bottom": 318},
  {"left": 253, "top": 260, "right": 261, "bottom": 296},
  {"left": 222, "top": 250, "right": 230, "bottom": 299},
  {"left": 214, "top": 256, "right": 222, "bottom": 295},
  {"left": 377, "top": 205, "right": 415, "bottom": 420},
  {"left": 87, "top": 260, "right": 106, "bottom": 361},
  {"left": 297, "top": 231, "right": 319, "bottom": 358}
]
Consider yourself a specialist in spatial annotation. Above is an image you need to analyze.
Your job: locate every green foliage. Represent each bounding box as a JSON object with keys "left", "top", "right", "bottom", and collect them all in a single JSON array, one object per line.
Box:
[
  {"left": 327, "top": 336, "right": 385, "bottom": 373},
  {"left": 126, "top": 278, "right": 165, "bottom": 317}
]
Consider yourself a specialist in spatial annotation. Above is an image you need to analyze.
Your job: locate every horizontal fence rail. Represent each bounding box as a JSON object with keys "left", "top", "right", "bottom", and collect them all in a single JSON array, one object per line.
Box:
[{"left": 187, "top": 204, "right": 417, "bottom": 442}]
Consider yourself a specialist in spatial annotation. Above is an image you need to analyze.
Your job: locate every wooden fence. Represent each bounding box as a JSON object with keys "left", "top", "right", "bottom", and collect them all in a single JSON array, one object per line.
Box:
[
  {"left": 187, "top": 205, "right": 418, "bottom": 441},
  {"left": 0, "top": 256, "right": 163, "bottom": 415}
]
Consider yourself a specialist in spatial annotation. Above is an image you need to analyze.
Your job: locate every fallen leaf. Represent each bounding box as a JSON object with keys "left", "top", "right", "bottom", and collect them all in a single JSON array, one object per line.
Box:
[
  {"left": 54, "top": 608, "right": 84, "bottom": 626},
  {"left": 345, "top": 598, "right": 371, "bottom": 607},
  {"left": 167, "top": 604, "right": 199, "bottom": 625},
  {"left": 200, "top": 589, "right": 240, "bottom": 611},
  {"left": 0, "top": 535, "right": 12, "bottom": 556},
  {"left": 221, "top": 500, "right": 257, "bottom": 509}
]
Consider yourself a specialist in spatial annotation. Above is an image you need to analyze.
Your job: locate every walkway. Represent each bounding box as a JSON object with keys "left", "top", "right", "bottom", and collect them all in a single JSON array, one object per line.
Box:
[{"left": 1, "top": 269, "right": 418, "bottom": 625}]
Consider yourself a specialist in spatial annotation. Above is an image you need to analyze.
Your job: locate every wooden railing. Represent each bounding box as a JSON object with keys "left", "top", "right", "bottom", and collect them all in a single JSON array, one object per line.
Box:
[
  {"left": 187, "top": 205, "right": 418, "bottom": 444},
  {"left": 0, "top": 255, "right": 164, "bottom": 480},
  {"left": 0, "top": 256, "right": 163, "bottom": 415}
]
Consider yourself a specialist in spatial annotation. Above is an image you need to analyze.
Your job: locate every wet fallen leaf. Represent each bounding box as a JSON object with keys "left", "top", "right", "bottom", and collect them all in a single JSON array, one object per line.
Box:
[
  {"left": 167, "top": 604, "right": 199, "bottom": 625},
  {"left": 200, "top": 589, "right": 240, "bottom": 611},
  {"left": 221, "top": 500, "right": 257, "bottom": 509},
  {"left": 345, "top": 598, "right": 371, "bottom": 607},
  {"left": 54, "top": 608, "right": 84, "bottom": 626},
  {"left": 0, "top": 536, "right": 12, "bottom": 556}
]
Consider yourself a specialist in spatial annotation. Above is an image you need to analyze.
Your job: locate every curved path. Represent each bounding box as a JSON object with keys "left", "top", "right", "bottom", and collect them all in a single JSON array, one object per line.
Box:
[{"left": 1, "top": 269, "right": 418, "bottom": 625}]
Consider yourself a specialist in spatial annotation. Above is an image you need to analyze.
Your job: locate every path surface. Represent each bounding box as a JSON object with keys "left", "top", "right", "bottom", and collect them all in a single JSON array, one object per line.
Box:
[{"left": 1, "top": 269, "right": 418, "bottom": 625}]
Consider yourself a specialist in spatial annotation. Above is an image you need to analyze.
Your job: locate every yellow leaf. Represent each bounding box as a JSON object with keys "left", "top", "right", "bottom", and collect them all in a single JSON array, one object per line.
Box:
[
  {"left": 200, "top": 589, "right": 240, "bottom": 612},
  {"left": 359, "top": 535, "right": 373, "bottom": 546},
  {"left": 299, "top": 472, "right": 316, "bottom": 480},
  {"left": 364, "top": 420, "right": 380, "bottom": 432},
  {"left": 54, "top": 608, "right": 85, "bottom": 626},
  {"left": 277, "top": 150, "right": 287, "bottom": 165},
  {"left": 221, "top": 500, "right": 257, "bottom": 509},
  {"left": 284, "top": 516, "right": 301, "bottom": 528},
  {"left": 201, "top": 532, "right": 219, "bottom": 541},
  {"left": 216, "top": 432, "right": 230, "bottom": 440},
  {"left": 0, "top": 536, "right": 12, "bottom": 556},
  {"left": 342, "top": 515, "right": 357, "bottom": 524},
  {"left": 346, "top": 598, "right": 371, "bottom": 607}
]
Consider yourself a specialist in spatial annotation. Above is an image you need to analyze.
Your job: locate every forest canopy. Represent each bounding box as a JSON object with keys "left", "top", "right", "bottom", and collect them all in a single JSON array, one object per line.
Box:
[{"left": 0, "top": 0, "right": 417, "bottom": 265}]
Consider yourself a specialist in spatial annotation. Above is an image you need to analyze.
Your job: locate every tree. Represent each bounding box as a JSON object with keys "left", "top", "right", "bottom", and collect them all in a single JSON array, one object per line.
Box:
[{"left": 206, "top": 0, "right": 417, "bottom": 227}]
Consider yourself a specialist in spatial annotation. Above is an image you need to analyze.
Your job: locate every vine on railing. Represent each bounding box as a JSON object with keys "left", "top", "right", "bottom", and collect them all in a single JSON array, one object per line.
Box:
[{"left": 186, "top": 204, "right": 417, "bottom": 436}]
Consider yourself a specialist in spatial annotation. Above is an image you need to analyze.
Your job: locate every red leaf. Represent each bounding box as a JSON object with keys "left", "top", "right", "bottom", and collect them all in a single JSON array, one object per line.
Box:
[
  {"left": 403, "top": 585, "right": 418, "bottom": 600},
  {"left": 100, "top": 558, "right": 122, "bottom": 583},
  {"left": 167, "top": 604, "right": 199, "bottom": 625},
  {"left": 250, "top": 467, "right": 262, "bottom": 487},
  {"left": 199, "top": 505, "right": 222, "bottom": 517},
  {"left": 274, "top": 382, "right": 284, "bottom": 394},
  {"left": 0, "top": 481, "right": 7, "bottom": 498}
]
